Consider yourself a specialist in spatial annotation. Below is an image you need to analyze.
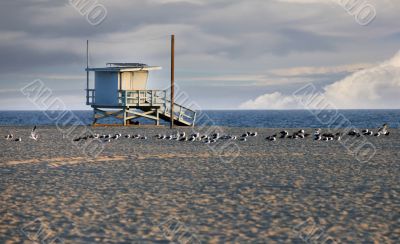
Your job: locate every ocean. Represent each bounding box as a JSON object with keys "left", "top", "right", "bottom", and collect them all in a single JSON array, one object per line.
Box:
[{"left": 0, "top": 110, "right": 399, "bottom": 128}]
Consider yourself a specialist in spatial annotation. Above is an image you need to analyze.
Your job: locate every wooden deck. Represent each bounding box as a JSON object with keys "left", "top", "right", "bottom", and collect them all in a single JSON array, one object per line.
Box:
[{"left": 86, "top": 89, "right": 196, "bottom": 126}]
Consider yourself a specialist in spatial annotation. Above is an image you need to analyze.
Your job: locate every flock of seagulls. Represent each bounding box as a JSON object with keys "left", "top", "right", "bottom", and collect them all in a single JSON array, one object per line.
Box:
[
  {"left": 3, "top": 124, "right": 391, "bottom": 144},
  {"left": 264, "top": 124, "right": 390, "bottom": 142},
  {"left": 155, "top": 131, "right": 258, "bottom": 144},
  {"left": 72, "top": 133, "right": 148, "bottom": 143},
  {"left": 4, "top": 126, "right": 37, "bottom": 142}
]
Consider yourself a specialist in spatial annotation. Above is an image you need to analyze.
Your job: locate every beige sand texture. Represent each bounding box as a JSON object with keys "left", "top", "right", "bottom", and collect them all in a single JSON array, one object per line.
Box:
[{"left": 0, "top": 126, "right": 399, "bottom": 243}]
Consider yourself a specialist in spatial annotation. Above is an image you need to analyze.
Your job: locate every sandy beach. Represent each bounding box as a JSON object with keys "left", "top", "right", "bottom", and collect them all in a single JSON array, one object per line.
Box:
[{"left": 0, "top": 126, "right": 399, "bottom": 243}]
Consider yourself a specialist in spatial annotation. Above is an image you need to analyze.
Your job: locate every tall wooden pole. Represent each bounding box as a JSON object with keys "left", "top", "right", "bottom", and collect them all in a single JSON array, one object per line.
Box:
[
  {"left": 170, "top": 35, "right": 175, "bottom": 129},
  {"left": 86, "top": 40, "right": 89, "bottom": 92}
]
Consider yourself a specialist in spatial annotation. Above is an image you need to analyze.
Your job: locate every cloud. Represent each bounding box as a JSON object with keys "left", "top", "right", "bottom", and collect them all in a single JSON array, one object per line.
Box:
[
  {"left": 240, "top": 50, "right": 400, "bottom": 109},
  {"left": 240, "top": 91, "right": 301, "bottom": 109},
  {"left": 270, "top": 63, "right": 374, "bottom": 77}
]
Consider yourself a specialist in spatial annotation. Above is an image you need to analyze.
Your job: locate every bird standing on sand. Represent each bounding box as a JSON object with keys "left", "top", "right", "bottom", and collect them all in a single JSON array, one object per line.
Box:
[
  {"left": 348, "top": 129, "right": 360, "bottom": 137},
  {"left": 266, "top": 135, "right": 277, "bottom": 141},
  {"left": 5, "top": 134, "right": 13, "bottom": 140},
  {"left": 280, "top": 130, "right": 289, "bottom": 138},
  {"left": 314, "top": 134, "right": 322, "bottom": 141},
  {"left": 362, "top": 129, "right": 373, "bottom": 136},
  {"left": 29, "top": 126, "right": 38, "bottom": 141},
  {"left": 378, "top": 123, "right": 390, "bottom": 136}
]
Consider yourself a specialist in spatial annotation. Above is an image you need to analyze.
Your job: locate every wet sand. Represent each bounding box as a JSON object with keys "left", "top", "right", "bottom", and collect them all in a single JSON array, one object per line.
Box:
[{"left": 0, "top": 126, "right": 399, "bottom": 243}]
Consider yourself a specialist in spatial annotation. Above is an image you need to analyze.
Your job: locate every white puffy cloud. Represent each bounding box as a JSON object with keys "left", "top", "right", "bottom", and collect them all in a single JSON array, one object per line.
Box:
[
  {"left": 240, "top": 91, "right": 301, "bottom": 109},
  {"left": 240, "top": 50, "right": 400, "bottom": 109}
]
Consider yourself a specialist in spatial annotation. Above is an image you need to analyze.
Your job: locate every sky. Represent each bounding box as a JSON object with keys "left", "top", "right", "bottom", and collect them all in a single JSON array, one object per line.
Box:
[{"left": 0, "top": 0, "right": 399, "bottom": 110}]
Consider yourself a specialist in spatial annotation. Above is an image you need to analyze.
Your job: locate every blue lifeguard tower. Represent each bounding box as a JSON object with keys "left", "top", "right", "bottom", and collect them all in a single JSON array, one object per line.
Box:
[{"left": 85, "top": 62, "right": 196, "bottom": 126}]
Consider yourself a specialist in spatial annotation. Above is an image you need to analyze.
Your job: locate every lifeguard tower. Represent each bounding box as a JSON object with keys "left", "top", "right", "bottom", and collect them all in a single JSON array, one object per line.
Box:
[{"left": 85, "top": 62, "right": 196, "bottom": 126}]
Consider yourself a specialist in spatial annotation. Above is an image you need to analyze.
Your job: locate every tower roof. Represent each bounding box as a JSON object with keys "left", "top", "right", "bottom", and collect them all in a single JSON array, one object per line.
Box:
[{"left": 86, "top": 63, "right": 162, "bottom": 72}]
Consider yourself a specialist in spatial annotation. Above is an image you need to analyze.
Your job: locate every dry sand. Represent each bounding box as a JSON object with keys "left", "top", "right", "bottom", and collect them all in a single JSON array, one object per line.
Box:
[{"left": 0, "top": 126, "right": 399, "bottom": 243}]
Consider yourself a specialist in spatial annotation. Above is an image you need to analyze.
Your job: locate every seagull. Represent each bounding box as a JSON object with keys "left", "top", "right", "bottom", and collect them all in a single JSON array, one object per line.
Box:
[
  {"left": 347, "top": 130, "right": 360, "bottom": 137},
  {"left": 280, "top": 130, "right": 289, "bottom": 138},
  {"left": 378, "top": 123, "right": 390, "bottom": 136},
  {"left": 239, "top": 137, "right": 247, "bottom": 142},
  {"left": 212, "top": 133, "right": 219, "bottom": 138},
  {"left": 15, "top": 138, "right": 22, "bottom": 142},
  {"left": 378, "top": 123, "right": 388, "bottom": 133},
  {"left": 5, "top": 134, "right": 13, "bottom": 140},
  {"left": 250, "top": 132, "right": 258, "bottom": 137},
  {"left": 266, "top": 135, "right": 276, "bottom": 141},
  {"left": 364, "top": 130, "right": 373, "bottom": 136},
  {"left": 362, "top": 129, "right": 373, "bottom": 136},
  {"left": 29, "top": 126, "right": 39, "bottom": 141}
]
